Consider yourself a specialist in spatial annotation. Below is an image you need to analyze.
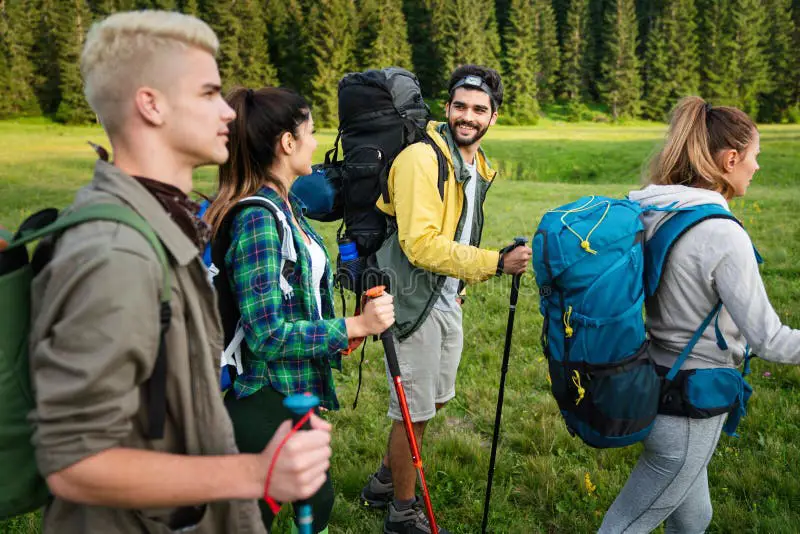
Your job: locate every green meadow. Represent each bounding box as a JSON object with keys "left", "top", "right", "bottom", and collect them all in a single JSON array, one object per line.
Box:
[{"left": 2, "top": 119, "right": 800, "bottom": 533}]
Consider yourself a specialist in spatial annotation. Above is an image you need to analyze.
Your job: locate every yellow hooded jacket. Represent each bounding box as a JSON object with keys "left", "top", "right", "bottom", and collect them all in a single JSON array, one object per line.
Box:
[{"left": 375, "top": 121, "right": 500, "bottom": 338}]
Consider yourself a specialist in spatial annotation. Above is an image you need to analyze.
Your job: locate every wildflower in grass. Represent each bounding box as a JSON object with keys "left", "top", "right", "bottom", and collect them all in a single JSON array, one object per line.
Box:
[{"left": 584, "top": 472, "right": 597, "bottom": 495}]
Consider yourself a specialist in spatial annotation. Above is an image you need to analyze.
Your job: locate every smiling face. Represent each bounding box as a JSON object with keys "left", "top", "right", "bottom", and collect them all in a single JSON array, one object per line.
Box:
[
  {"left": 445, "top": 87, "right": 498, "bottom": 148},
  {"left": 161, "top": 47, "right": 236, "bottom": 167},
  {"left": 723, "top": 129, "right": 760, "bottom": 197}
]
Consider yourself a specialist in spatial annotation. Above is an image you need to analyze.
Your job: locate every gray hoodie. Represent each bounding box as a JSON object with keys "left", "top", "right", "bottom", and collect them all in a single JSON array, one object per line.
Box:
[{"left": 628, "top": 184, "right": 800, "bottom": 370}]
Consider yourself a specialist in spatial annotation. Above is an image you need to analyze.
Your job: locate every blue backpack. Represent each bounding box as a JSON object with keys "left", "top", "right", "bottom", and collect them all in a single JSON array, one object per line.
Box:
[{"left": 533, "top": 196, "right": 758, "bottom": 448}]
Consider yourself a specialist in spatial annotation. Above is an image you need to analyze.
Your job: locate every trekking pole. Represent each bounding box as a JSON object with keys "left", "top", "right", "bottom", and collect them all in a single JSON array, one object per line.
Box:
[
  {"left": 365, "top": 285, "right": 440, "bottom": 534},
  {"left": 481, "top": 237, "right": 528, "bottom": 534},
  {"left": 283, "top": 393, "right": 320, "bottom": 534}
]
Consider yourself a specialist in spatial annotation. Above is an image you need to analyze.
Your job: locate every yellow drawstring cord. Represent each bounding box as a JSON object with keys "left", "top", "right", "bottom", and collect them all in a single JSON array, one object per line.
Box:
[
  {"left": 563, "top": 306, "right": 574, "bottom": 338},
  {"left": 548, "top": 196, "right": 611, "bottom": 255},
  {"left": 572, "top": 370, "right": 585, "bottom": 405}
]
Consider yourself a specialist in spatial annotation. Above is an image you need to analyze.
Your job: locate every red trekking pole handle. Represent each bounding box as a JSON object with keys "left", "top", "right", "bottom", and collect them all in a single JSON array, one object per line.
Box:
[{"left": 366, "top": 286, "right": 439, "bottom": 534}]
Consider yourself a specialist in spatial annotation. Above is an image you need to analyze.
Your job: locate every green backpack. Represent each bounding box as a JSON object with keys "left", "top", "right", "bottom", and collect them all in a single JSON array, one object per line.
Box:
[{"left": 0, "top": 203, "right": 172, "bottom": 520}]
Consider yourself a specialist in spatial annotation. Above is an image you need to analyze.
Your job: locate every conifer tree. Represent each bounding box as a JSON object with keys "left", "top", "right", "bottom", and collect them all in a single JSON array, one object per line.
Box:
[
  {"left": 533, "top": 0, "right": 561, "bottom": 104},
  {"left": 89, "top": 0, "right": 135, "bottom": 13},
  {"left": 701, "top": 0, "right": 770, "bottom": 115},
  {"left": 179, "top": 0, "right": 197, "bottom": 14},
  {"left": 503, "top": 0, "right": 540, "bottom": 123},
  {"left": 553, "top": 0, "right": 570, "bottom": 47},
  {"left": 234, "top": 0, "right": 277, "bottom": 87},
  {"left": 497, "top": 0, "right": 511, "bottom": 43},
  {"left": 200, "top": 1, "right": 243, "bottom": 88},
  {"left": 484, "top": 1, "right": 503, "bottom": 70},
  {"left": 586, "top": 0, "right": 606, "bottom": 100},
  {"left": 308, "top": 0, "right": 357, "bottom": 126},
  {"left": 357, "top": 0, "right": 413, "bottom": 71},
  {"left": 32, "top": 0, "right": 59, "bottom": 114},
  {"left": 636, "top": 0, "right": 660, "bottom": 57},
  {"left": 559, "top": 0, "right": 590, "bottom": 102},
  {"left": 642, "top": 15, "right": 669, "bottom": 119},
  {"left": 53, "top": 0, "right": 96, "bottom": 123},
  {"left": 642, "top": 0, "right": 699, "bottom": 120},
  {"left": 265, "top": 0, "right": 311, "bottom": 94},
  {"left": 0, "top": 0, "right": 40, "bottom": 117},
  {"left": 133, "top": 0, "right": 176, "bottom": 8},
  {"left": 88, "top": 0, "right": 117, "bottom": 16},
  {"left": 758, "top": 0, "right": 795, "bottom": 121},
  {"left": 431, "top": 0, "right": 501, "bottom": 90},
  {"left": 698, "top": 0, "right": 731, "bottom": 103},
  {"left": 671, "top": 0, "right": 700, "bottom": 96},
  {"left": 401, "top": 0, "right": 439, "bottom": 95},
  {"left": 599, "top": 0, "right": 641, "bottom": 119},
  {"left": 729, "top": 0, "right": 770, "bottom": 116}
]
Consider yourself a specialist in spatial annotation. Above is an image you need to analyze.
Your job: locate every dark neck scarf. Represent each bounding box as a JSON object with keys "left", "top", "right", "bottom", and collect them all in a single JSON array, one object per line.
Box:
[{"left": 132, "top": 176, "right": 211, "bottom": 250}]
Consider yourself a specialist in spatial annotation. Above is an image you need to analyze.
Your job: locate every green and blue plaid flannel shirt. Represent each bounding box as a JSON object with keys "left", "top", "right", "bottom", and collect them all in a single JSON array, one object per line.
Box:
[{"left": 225, "top": 187, "right": 347, "bottom": 409}]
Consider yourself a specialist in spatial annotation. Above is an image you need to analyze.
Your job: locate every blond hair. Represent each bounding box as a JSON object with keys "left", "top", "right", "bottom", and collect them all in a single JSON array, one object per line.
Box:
[
  {"left": 81, "top": 10, "right": 219, "bottom": 135},
  {"left": 646, "top": 96, "right": 757, "bottom": 199}
]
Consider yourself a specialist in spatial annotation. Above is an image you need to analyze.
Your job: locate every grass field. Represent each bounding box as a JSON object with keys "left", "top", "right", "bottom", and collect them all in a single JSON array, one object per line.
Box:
[{"left": 2, "top": 119, "right": 800, "bottom": 533}]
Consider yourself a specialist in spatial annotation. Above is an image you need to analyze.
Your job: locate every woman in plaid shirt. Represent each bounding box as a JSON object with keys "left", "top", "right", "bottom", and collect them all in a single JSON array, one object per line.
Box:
[{"left": 205, "top": 87, "right": 394, "bottom": 533}]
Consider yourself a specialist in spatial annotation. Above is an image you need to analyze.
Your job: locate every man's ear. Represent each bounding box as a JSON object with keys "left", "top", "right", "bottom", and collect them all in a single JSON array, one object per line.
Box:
[
  {"left": 489, "top": 110, "right": 498, "bottom": 126},
  {"left": 134, "top": 87, "right": 166, "bottom": 127},
  {"left": 444, "top": 101, "right": 450, "bottom": 119}
]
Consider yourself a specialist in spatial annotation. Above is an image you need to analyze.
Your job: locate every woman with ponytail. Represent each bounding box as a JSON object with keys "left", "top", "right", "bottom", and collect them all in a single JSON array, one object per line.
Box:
[
  {"left": 205, "top": 87, "right": 395, "bottom": 533},
  {"left": 599, "top": 96, "right": 800, "bottom": 533}
]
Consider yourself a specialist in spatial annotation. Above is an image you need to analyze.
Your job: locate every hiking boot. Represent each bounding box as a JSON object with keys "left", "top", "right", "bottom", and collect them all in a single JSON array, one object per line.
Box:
[
  {"left": 383, "top": 498, "right": 451, "bottom": 534},
  {"left": 360, "top": 471, "right": 394, "bottom": 509}
]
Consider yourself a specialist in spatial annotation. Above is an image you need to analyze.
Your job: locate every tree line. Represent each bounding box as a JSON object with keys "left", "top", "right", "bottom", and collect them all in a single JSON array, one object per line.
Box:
[{"left": 1, "top": 0, "right": 799, "bottom": 126}]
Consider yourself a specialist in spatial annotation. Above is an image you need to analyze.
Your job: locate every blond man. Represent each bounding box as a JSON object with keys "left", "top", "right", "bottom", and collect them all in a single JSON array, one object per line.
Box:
[{"left": 29, "top": 11, "right": 330, "bottom": 533}]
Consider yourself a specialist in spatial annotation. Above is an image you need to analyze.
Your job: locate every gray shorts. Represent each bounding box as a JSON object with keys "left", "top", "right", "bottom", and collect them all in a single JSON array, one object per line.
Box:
[{"left": 385, "top": 306, "right": 463, "bottom": 422}]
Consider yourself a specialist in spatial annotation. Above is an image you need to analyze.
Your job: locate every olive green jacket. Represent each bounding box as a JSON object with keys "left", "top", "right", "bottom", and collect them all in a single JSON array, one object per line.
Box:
[{"left": 29, "top": 159, "right": 266, "bottom": 534}]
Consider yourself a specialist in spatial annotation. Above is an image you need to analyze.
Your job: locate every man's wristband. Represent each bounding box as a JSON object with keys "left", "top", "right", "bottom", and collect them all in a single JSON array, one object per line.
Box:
[{"left": 496, "top": 253, "right": 504, "bottom": 277}]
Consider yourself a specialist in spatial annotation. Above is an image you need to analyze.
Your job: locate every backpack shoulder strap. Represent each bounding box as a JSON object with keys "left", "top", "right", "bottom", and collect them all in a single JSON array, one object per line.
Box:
[
  {"left": 645, "top": 204, "right": 757, "bottom": 384},
  {"left": 10, "top": 204, "right": 171, "bottom": 300},
  {"left": 211, "top": 195, "right": 295, "bottom": 385},
  {"left": 421, "top": 135, "right": 448, "bottom": 201},
  {"left": 379, "top": 135, "right": 449, "bottom": 205},
  {"left": 643, "top": 204, "right": 739, "bottom": 298},
  {"left": 422, "top": 132, "right": 449, "bottom": 200},
  {"left": 237, "top": 196, "right": 287, "bottom": 245},
  {"left": 10, "top": 203, "right": 172, "bottom": 440},
  {"left": 665, "top": 300, "right": 723, "bottom": 383},
  {"left": 236, "top": 196, "right": 296, "bottom": 296}
]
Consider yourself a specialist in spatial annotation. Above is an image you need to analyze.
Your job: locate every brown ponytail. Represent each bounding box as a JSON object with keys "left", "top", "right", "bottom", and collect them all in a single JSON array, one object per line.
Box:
[{"left": 647, "top": 96, "right": 757, "bottom": 199}]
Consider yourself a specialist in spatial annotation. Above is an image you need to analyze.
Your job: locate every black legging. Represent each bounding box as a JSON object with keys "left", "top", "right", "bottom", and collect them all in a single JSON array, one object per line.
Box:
[{"left": 225, "top": 386, "right": 334, "bottom": 533}]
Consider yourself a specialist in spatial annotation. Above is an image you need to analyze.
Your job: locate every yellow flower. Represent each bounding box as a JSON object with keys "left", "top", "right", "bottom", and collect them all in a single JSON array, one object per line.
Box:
[{"left": 584, "top": 472, "right": 597, "bottom": 494}]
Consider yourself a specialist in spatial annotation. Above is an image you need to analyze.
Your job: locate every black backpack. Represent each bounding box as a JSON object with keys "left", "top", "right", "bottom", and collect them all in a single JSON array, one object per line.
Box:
[{"left": 309, "top": 67, "right": 448, "bottom": 297}]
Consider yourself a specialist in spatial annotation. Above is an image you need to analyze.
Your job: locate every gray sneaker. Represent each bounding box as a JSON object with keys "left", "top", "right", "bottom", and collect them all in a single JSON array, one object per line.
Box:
[
  {"left": 360, "top": 471, "right": 394, "bottom": 509},
  {"left": 383, "top": 498, "right": 450, "bottom": 534}
]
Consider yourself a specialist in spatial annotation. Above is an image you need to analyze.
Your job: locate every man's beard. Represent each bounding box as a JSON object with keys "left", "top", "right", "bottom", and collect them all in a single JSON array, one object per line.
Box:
[{"left": 449, "top": 117, "right": 489, "bottom": 147}]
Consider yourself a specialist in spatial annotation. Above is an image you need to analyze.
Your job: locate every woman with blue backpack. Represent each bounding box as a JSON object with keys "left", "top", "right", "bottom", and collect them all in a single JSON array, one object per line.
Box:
[
  {"left": 203, "top": 87, "right": 395, "bottom": 534},
  {"left": 598, "top": 97, "right": 800, "bottom": 533}
]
